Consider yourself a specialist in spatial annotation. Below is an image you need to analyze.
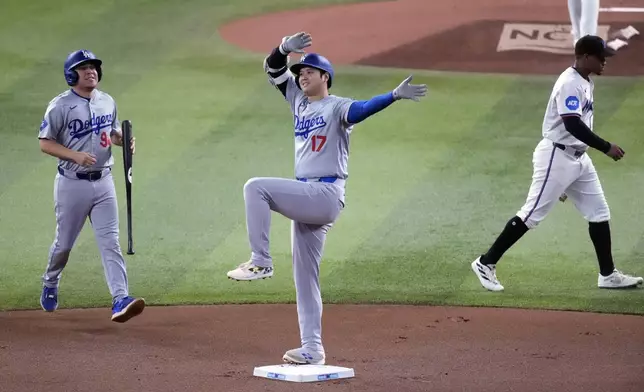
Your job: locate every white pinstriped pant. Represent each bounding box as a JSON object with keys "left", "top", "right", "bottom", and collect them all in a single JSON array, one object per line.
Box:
[{"left": 516, "top": 138, "right": 610, "bottom": 229}]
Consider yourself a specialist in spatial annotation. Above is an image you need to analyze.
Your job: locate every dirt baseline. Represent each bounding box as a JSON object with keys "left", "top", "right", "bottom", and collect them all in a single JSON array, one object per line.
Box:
[{"left": 1, "top": 304, "right": 643, "bottom": 391}]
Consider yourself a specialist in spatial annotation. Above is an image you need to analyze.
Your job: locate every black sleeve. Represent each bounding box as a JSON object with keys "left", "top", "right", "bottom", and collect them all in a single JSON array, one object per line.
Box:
[
  {"left": 264, "top": 46, "right": 289, "bottom": 97},
  {"left": 562, "top": 115, "right": 611, "bottom": 153},
  {"left": 266, "top": 46, "right": 288, "bottom": 71}
]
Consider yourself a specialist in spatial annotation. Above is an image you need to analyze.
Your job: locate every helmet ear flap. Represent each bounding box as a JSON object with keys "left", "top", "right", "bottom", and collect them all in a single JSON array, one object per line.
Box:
[{"left": 64, "top": 67, "right": 79, "bottom": 86}]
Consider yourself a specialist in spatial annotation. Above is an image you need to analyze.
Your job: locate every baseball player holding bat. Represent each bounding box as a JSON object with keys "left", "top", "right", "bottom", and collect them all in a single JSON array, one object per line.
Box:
[
  {"left": 226, "top": 32, "right": 427, "bottom": 365},
  {"left": 37, "top": 49, "right": 145, "bottom": 322},
  {"left": 471, "top": 36, "right": 643, "bottom": 292}
]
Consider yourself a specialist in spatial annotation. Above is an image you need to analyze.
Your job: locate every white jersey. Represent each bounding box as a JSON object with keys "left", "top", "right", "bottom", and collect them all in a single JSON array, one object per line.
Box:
[
  {"left": 284, "top": 75, "right": 355, "bottom": 180},
  {"left": 542, "top": 67, "right": 594, "bottom": 150}
]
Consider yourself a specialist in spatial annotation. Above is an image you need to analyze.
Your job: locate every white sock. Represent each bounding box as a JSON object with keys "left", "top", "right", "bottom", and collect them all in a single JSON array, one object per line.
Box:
[
  {"left": 580, "top": 0, "right": 599, "bottom": 37},
  {"left": 567, "top": 0, "right": 582, "bottom": 42}
]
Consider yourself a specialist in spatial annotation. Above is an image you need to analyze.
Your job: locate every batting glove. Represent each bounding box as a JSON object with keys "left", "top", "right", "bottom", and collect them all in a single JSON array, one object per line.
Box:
[
  {"left": 280, "top": 32, "right": 313, "bottom": 54},
  {"left": 393, "top": 75, "right": 428, "bottom": 101}
]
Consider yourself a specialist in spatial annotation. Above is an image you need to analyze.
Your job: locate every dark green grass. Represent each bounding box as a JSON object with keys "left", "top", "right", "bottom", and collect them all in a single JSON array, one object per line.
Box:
[{"left": 1, "top": 0, "right": 642, "bottom": 314}]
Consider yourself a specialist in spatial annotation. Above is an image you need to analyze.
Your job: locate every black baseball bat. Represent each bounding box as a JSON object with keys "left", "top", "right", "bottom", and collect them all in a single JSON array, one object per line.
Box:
[{"left": 122, "top": 120, "right": 135, "bottom": 255}]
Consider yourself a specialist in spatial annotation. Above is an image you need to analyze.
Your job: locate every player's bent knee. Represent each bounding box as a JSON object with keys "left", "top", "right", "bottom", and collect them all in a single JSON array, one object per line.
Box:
[
  {"left": 243, "top": 177, "right": 261, "bottom": 195},
  {"left": 243, "top": 177, "right": 272, "bottom": 200}
]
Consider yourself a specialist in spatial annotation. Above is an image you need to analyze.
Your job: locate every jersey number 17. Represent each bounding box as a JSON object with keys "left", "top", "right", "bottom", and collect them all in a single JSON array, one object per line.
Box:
[{"left": 311, "top": 135, "right": 326, "bottom": 152}]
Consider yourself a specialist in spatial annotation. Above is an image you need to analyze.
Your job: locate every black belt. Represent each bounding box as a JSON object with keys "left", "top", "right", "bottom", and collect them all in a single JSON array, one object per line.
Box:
[
  {"left": 58, "top": 166, "right": 108, "bottom": 181},
  {"left": 553, "top": 143, "right": 585, "bottom": 158}
]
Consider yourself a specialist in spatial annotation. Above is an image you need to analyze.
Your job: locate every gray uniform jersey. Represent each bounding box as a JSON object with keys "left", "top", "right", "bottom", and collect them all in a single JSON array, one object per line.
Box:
[
  {"left": 285, "top": 76, "right": 355, "bottom": 180},
  {"left": 38, "top": 89, "right": 120, "bottom": 172}
]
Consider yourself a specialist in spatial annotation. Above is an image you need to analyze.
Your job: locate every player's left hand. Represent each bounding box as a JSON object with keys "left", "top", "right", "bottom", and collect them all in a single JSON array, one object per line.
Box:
[
  {"left": 393, "top": 75, "right": 427, "bottom": 101},
  {"left": 280, "top": 32, "right": 312, "bottom": 54}
]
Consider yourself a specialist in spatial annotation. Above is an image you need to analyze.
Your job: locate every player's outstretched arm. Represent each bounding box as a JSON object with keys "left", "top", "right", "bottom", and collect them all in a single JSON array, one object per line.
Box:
[
  {"left": 346, "top": 75, "right": 427, "bottom": 124},
  {"left": 263, "top": 32, "right": 312, "bottom": 96}
]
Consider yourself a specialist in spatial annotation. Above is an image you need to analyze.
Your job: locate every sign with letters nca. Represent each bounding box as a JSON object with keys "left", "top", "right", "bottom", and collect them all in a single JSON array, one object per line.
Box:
[{"left": 497, "top": 23, "right": 610, "bottom": 54}]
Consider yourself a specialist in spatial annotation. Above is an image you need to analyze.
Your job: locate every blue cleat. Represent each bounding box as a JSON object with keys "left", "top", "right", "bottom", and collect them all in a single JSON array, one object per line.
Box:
[
  {"left": 40, "top": 286, "right": 58, "bottom": 312},
  {"left": 111, "top": 296, "right": 145, "bottom": 323}
]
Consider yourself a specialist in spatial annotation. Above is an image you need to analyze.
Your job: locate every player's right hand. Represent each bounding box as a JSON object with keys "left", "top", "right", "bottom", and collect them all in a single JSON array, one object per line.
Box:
[
  {"left": 74, "top": 152, "right": 97, "bottom": 167},
  {"left": 280, "top": 32, "right": 312, "bottom": 54},
  {"left": 605, "top": 143, "right": 625, "bottom": 161}
]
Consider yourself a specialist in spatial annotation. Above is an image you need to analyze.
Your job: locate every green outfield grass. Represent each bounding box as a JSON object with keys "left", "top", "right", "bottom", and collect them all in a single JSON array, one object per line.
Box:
[{"left": 1, "top": 0, "right": 643, "bottom": 314}]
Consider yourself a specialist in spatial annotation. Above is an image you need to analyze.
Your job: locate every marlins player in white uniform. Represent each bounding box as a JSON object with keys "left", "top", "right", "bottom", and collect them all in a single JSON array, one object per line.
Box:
[
  {"left": 471, "top": 35, "right": 642, "bottom": 292},
  {"left": 226, "top": 32, "right": 427, "bottom": 365},
  {"left": 38, "top": 49, "right": 145, "bottom": 322}
]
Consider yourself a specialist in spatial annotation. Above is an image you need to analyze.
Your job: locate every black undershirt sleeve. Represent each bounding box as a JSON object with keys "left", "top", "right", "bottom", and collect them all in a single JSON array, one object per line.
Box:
[
  {"left": 264, "top": 47, "right": 290, "bottom": 97},
  {"left": 562, "top": 115, "right": 611, "bottom": 153}
]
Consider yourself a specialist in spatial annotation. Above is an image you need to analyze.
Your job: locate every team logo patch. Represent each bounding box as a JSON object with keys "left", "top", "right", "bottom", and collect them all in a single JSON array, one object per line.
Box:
[
  {"left": 40, "top": 119, "right": 48, "bottom": 131},
  {"left": 565, "top": 96, "right": 580, "bottom": 110}
]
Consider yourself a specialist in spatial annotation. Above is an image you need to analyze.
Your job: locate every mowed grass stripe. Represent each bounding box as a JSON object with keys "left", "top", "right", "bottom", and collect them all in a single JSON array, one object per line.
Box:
[
  {"left": 0, "top": 1, "right": 266, "bottom": 309},
  {"left": 324, "top": 75, "right": 644, "bottom": 314}
]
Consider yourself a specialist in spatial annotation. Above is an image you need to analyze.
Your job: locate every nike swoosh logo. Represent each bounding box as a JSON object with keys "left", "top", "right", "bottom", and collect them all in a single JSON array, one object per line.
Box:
[{"left": 70, "top": 105, "right": 77, "bottom": 110}]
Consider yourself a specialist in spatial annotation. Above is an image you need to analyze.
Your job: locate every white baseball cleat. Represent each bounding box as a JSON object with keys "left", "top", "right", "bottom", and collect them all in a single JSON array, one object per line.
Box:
[
  {"left": 471, "top": 257, "right": 504, "bottom": 292},
  {"left": 226, "top": 261, "right": 273, "bottom": 281},
  {"left": 616, "top": 25, "right": 639, "bottom": 40},
  {"left": 598, "top": 269, "right": 643, "bottom": 289},
  {"left": 606, "top": 38, "right": 628, "bottom": 51},
  {"left": 282, "top": 347, "right": 326, "bottom": 365}
]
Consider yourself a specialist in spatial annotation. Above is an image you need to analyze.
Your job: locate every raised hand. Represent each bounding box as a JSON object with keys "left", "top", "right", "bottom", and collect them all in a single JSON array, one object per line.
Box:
[
  {"left": 280, "top": 32, "right": 313, "bottom": 54},
  {"left": 393, "top": 75, "right": 428, "bottom": 101}
]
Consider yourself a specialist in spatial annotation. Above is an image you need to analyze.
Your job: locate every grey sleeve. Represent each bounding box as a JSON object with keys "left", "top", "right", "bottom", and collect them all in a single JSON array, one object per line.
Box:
[
  {"left": 111, "top": 101, "right": 121, "bottom": 136},
  {"left": 333, "top": 97, "right": 355, "bottom": 128},
  {"left": 38, "top": 101, "right": 64, "bottom": 141},
  {"left": 285, "top": 74, "right": 305, "bottom": 113}
]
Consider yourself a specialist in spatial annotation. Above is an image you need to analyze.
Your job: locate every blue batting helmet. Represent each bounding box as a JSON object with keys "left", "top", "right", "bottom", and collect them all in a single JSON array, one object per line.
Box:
[
  {"left": 289, "top": 53, "right": 334, "bottom": 89},
  {"left": 64, "top": 49, "right": 103, "bottom": 86}
]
